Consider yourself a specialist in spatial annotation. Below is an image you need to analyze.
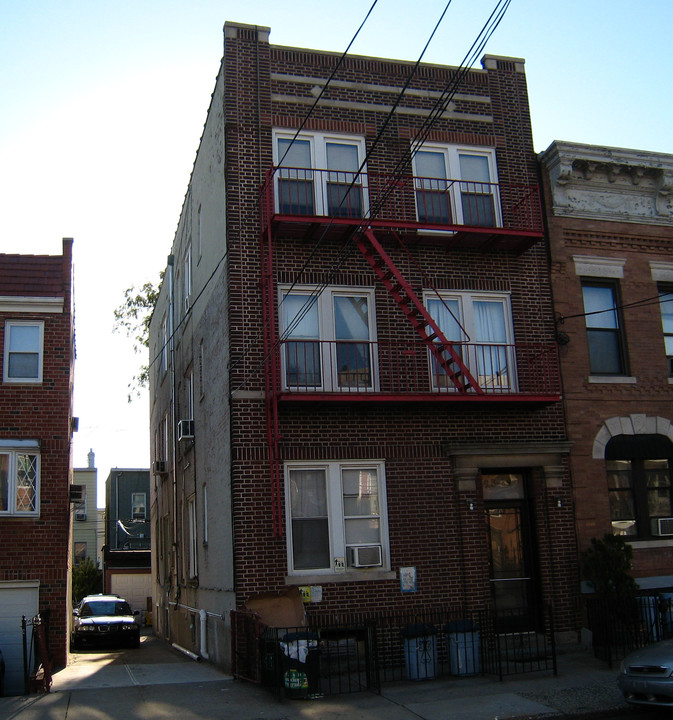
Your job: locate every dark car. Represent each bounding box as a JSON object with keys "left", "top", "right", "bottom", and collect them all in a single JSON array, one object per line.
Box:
[
  {"left": 71, "top": 594, "right": 140, "bottom": 650},
  {"left": 0, "top": 647, "right": 5, "bottom": 696},
  {"left": 618, "top": 638, "right": 673, "bottom": 707}
]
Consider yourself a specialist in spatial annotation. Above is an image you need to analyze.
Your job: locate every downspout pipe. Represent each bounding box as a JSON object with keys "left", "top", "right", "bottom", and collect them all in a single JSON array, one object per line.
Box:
[{"left": 199, "top": 608, "right": 209, "bottom": 660}]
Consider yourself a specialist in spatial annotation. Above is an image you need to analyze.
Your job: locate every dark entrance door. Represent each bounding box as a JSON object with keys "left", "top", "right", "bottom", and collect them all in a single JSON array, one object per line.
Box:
[{"left": 483, "top": 471, "right": 540, "bottom": 631}]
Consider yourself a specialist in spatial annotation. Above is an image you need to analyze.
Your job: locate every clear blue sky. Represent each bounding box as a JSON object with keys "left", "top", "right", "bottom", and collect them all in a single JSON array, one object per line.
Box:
[{"left": 1, "top": 0, "right": 671, "bottom": 503}]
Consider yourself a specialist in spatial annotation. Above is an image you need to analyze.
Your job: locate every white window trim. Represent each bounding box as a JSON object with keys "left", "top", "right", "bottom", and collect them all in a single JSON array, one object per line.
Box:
[
  {"left": 3, "top": 320, "right": 44, "bottom": 384},
  {"left": 424, "top": 289, "right": 516, "bottom": 392},
  {"left": 279, "top": 285, "right": 379, "bottom": 392},
  {"left": 285, "top": 460, "right": 389, "bottom": 577},
  {"left": 412, "top": 143, "right": 502, "bottom": 227},
  {"left": 272, "top": 129, "right": 369, "bottom": 217},
  {"left": 0, "top": 445, "right": 41, "bottom": 516}
]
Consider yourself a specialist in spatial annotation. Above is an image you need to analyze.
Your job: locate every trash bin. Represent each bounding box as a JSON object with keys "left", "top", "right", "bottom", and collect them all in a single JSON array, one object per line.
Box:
[
  {"left": 402, "top": 623, "right": 438, "bottom": 680},
  {"left": 279, "top": 631, "right": 321, "bottom": 698},
  {"left": 445, "top": 620, "right": 480, "bottom": 675}
]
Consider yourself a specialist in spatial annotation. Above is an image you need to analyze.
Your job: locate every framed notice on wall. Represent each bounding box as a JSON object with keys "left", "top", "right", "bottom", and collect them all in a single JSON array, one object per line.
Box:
[{"left": 400, "top": 566, "right": 417, "bottom": 593}]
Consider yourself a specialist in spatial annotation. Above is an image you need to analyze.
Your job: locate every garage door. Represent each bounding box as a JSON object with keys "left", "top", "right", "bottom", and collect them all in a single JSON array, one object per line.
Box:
[
  {"left": 0, "top": 581, "right": 39, "bottom": 696},
  {"left": 110, "top": 573, "right": 152, "bottom": 616}
]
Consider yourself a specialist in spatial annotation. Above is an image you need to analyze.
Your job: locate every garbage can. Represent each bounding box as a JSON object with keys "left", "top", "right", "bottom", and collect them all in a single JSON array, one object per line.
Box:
[
  {"left": 279, "top": 631, "right": 321, "bottom": 698},
  {"left": 401, "top": 623, "right": 438, "bottom": 680},
  {"left": 445, "top": 620, "right": 480, "bottom": 676}
]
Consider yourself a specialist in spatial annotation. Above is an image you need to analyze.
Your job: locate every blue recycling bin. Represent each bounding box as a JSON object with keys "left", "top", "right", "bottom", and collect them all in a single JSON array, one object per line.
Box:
[
  {"left": 402, "top": 623, "right": 437, "bottom": 680},
  {"left": 445, "top": 620, "right": 480, "bottom": 675}
]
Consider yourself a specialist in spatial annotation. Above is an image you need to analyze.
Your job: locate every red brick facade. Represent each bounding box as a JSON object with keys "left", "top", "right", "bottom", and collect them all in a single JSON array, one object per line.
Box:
[
  {"left": 541, "top": 141, "right": 673, "bottom": 589},
  {"left": 0, "top": 238, "right": 74, "bottom": 677}
]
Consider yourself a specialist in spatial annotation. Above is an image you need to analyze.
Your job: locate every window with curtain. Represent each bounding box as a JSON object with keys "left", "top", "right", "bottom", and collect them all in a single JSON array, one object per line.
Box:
[
  {"left": 286, "top": 461, "right": 388, "bottom": 574},
  {"left": 280, "top": 286, "right": 376, "bottom": 392},
  {"left": 412, "top": 144, "right": 499, "bottom": 227},
  {"left": 0, "top": 445, "right": 40, "bottom": 516},
  {"left": 658, "top": 285, "right": 673, "bottom": 376},
  {"left": 425, "top": 291, "right": 514, "bottom": 391},
  {"left": 274, "top": 130, "right": 368, "bottom": 218}
]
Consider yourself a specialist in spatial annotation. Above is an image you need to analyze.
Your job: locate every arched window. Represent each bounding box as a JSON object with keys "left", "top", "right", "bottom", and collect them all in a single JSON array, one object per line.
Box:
[{"left": 606, "top": 434, "right": 673, "bottom": 538}]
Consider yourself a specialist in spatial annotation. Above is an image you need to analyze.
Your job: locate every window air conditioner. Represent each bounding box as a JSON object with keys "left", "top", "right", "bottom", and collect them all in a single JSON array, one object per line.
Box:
[
  {"left": 347, "top": 545, "right": 382, "bottom": 568},
  {"left": 178, "top": 419, "right": 194, "bottom": 441},
  {"left": 152, "top": 460, "right": 168, "bottom": 476},
  {"left": 75, "top": 507, "right": 87, "bottom": 521},
  {"left": 651, "top": 517, "right": 673, "bottom": 536}
]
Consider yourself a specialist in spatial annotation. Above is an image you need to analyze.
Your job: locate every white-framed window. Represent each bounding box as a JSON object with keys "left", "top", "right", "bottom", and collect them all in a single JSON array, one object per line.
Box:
[
  {"left": 285, "top": 460, "right": 389, "bottom": 575},
  {"left": 131, "top": 492, "right": 146, "bottom": 520},
  {"left": 186, "top": 494, "right": 197, "bottom": 578},
  {"left": 3, "top": 321, "right": 44, "bottom": 383},
  {"left": 273, "top": 130, "right": 369, "bottom": 218},
  {"left": 160, "top": 316, "right": 168, "bottom": 374},
  {"left": 183, "top": 243, "right": 192, "bottom": 313},
  {"left": 0, "top": 443, "right": 40, "bottom": 516},
  {"left": 412, "top": 144, "right": 500, "bottom": 227},
  {"left": 279, "top": 286, "right": 377, "bottom": 392},
  {"left": 425, "top": 290, "right": 515, "bottom": 392}
]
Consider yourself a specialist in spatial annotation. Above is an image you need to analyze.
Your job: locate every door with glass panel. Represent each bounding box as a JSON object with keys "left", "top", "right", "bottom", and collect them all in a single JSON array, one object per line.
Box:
[
  {"left": 276, "top": 138, "right": 314, "bottom": 214},
  {"left": 326, "top": 141, "right": 364, "bottom": 218},
  {"left": 332, "top": 294, "right": 373, "bottom": 390},
  {"left": 458, "top": 152, "right": 497, "bottom": 227},
  {"left": 484, "top": 471, "right": 540, "bottom": 631}
]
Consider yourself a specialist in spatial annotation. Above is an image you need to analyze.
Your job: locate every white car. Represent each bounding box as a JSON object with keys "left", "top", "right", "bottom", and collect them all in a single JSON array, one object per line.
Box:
[{"left": 618, "top": 639, "right": 673, "bottom": 707}]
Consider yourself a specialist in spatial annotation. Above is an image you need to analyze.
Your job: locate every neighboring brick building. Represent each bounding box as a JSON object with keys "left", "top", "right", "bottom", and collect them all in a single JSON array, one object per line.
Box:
[
  {"left": 0, "top": 238, "right": 75, "bottom": 694},
  {"left": 149, "top": 22, "right": 576, "bottom": 672},
  {"left": 540, "top": 141, "right": 673, "bottom": 591}
]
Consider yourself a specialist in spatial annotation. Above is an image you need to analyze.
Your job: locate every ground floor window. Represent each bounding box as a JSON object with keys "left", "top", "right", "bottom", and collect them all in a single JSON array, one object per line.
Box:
[{"left": 285, "top": 460, "right": 388, "bottom": 575}]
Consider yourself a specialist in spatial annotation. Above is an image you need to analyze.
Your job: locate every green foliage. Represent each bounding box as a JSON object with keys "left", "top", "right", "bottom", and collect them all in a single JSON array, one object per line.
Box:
[
  {"left": 72, "top": 557, "right": 103, "bottom": 603},
  {"left": 113, "top": 273, "right": 163, "bottom": 400},
  {"left": 581, "top": 533, "right": 639, "bottom": 600}
]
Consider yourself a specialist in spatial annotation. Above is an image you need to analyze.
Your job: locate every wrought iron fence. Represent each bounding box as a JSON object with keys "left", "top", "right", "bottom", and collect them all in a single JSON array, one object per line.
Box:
[
  {"left": 585, "top": 593, "right": 673, "bottom": 667},
  {"left": 231, "top": 604, "right": 557, "bottom": 698}
]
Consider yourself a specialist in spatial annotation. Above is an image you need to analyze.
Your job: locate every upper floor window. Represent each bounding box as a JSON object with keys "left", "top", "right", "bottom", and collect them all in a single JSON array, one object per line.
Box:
[
  {"left": 280, "top": 286, "right": 377, "bottom": 392},
  {"left": 286, "top": 460, "right": 388, "bottom": 575},
  {"left": 0, "top": 445, "right": 40, "bottom": 516},
  {"left": 412, "top": 145, "right": 500, "bottom": 227},
  {"left": 607, "top": 434, "right": 673, "bottom": 539},
  {"left": 274, "top": 130, "right": 368, "bottom": 218},
  {"left": 3, "top": 321, "right": 44, "bottom": 383},
  {"left": 425, "top": 291, "right": 515, "bottom": 392},
  {"left": 658, "top": 285, "right": 673, "bottom": 376},
  {"left": 581, "top": 279, "right": 627, "bottom": 375},
  {"left": 131, "top": 492, "right": 146, "bottom": 520}
]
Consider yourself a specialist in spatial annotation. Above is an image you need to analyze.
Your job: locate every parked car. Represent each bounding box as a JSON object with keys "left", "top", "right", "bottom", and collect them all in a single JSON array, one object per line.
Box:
[
  {"left": 618, "top": 639, "right": 673, "bottom": 706},
  {"left": 0, "top": 647, "right": 5, "bottom": 696},
  {"left": 71, "top": 594, "right": 140, "bottom": 650}
]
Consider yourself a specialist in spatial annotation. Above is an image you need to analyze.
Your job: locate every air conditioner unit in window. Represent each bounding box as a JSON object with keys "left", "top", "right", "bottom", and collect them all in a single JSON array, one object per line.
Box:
[
  {"left": 75, "top": 507, "right": 87, "bottom": 521},
  {"left": 178, "top": 419, "right": 194, "bottom": 441},
  {"left": 651, "top": 517, "right": 673, "bottom": 536},
  {"left": 152, "top": 460, "right": 168, "bottom": 476},
  {"left": 347, "top": 545, "right": 382, "bottom": 568}
]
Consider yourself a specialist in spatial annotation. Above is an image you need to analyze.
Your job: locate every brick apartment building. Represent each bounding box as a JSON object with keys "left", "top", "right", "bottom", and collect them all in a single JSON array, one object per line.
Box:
[
  {"left": 149, "top": 22, "right": 576, "bottom": 671},
  {"left": 0, "top": 238, "right": 75, "bottom": 694},
  {"left": 540, "top": 141, "right": 673, "bottom": 591}
]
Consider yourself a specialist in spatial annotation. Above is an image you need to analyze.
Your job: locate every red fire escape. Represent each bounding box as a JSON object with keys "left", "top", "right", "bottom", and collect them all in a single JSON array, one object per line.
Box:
[{"left": 259, "top": 167, "right": 554, "bottom": 536}]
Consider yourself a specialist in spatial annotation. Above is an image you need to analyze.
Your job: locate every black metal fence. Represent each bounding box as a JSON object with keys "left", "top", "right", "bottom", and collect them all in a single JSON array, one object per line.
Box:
[
  {"left": 231, "top": 605, "right": 557, "bottom": 698},
  {"left": 585, "top": 593, "right": 673, "bottom": 667}
]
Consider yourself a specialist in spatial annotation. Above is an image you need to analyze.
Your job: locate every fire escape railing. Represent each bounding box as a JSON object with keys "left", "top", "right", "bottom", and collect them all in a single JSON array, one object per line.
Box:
[
  {"left": 275, "top": 339, "right": 560, "bottom": 399},
  {"left": 260, "top": 166, "right": 543, "bottom": 236}
]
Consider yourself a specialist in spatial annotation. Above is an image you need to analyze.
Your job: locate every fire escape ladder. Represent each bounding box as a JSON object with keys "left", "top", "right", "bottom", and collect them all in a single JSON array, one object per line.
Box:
[
  {"left": 260, "top": 223, "right": 284, "bottom": 538},
  {"left": 356, "top": 228, "right": 483, "bottom": 394}
]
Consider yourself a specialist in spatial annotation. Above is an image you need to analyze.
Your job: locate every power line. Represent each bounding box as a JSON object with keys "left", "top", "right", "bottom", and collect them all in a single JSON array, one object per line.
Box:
[{"left": 557, "top": 290, "right": 673, "bottom": 324}]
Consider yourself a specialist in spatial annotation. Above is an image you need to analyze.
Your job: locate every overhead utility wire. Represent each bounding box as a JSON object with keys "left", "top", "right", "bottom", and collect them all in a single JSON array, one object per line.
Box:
[
  {"left": 277, "top": 0, "right": 512, "bottom": 348},
  {"left": 231, "top": 0, "right": 513, "bottom": 392},
  {"left": 147, "top": 3, "right": 379, "bottom": 377},
  {"left": 557, "top": 290, "right": 673, "bottom": 324}
]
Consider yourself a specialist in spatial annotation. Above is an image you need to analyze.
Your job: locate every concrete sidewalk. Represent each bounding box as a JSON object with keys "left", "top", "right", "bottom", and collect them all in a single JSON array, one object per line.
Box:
[{"left": 0, "top": 636, "right": 628, "bottom": 720}]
